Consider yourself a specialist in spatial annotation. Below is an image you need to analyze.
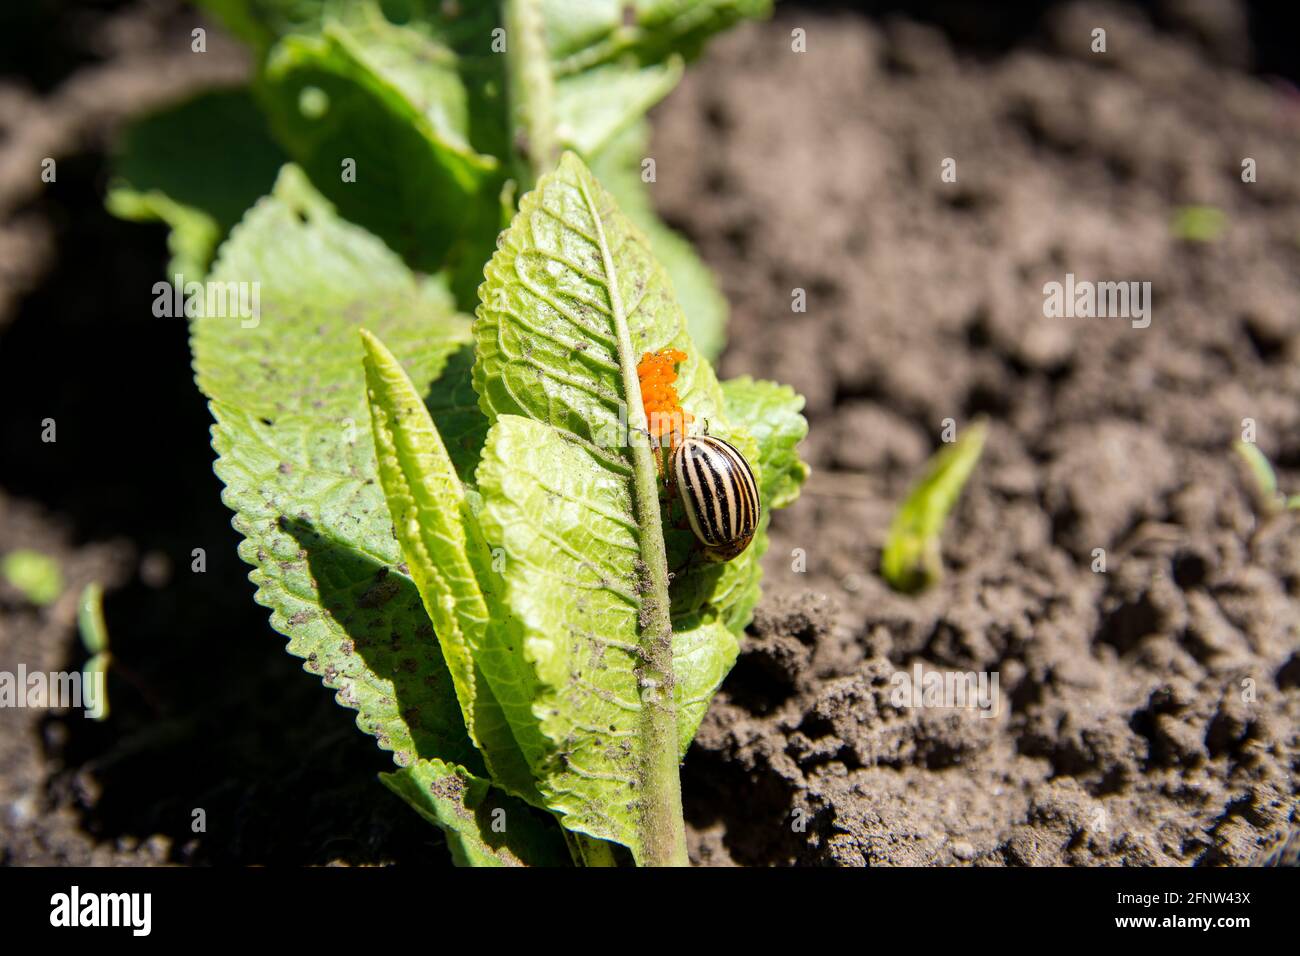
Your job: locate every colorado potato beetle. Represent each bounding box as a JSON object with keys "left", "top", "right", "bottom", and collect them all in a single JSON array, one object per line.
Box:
[{"left": 671, "top": 432, "right": 760, "bottom": 562}]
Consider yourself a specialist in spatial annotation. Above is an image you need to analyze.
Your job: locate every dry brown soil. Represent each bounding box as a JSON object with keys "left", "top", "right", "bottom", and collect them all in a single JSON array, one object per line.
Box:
[{"left": 1, "top": 1, "right": 1297, "bottom": 866}]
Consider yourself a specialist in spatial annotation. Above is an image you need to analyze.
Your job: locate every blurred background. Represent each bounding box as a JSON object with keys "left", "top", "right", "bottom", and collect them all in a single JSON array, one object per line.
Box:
[{"left": 1, "top": 0, "right": 1296, "bottom": 866}]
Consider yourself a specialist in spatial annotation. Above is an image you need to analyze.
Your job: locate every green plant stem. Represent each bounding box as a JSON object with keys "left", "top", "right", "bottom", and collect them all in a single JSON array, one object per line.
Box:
[
  {"left": 578, "top": 174, "right": 689, "bottom": 868},
  {"left": 504, "top": 0, "right": 559, "bottom": 190}
]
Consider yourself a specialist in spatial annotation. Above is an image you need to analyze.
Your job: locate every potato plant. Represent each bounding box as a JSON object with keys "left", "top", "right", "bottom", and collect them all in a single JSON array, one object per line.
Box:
[{"left": 110, "top": 0, "right": 809, "bottom": 865}]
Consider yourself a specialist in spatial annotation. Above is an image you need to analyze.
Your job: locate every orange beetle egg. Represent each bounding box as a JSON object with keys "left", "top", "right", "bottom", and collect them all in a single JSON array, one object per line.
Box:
[{"left": 636, "top": 348, "right": 693, "bottom": 451}]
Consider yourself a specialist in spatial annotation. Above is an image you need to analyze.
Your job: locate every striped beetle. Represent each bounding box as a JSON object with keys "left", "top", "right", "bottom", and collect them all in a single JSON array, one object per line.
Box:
[{"left": 671, "top": 431, "right": 760, "bottom": 562}]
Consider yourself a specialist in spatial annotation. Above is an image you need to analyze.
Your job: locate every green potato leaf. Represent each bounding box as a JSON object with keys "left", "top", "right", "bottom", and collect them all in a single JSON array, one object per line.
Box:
[
  {"left": 476, "top": 415, "right": 739, "bottom": 853},
  {"left": 671, "top": 616, "right": 739, "bottom": 754},
  {"left": 475, "top": 415, "right": 650, "bottom": 852},
  {"left": 721, "top": 376, "right": 811, "bottom": 510},
  {"left": 257, "top": 18, "right": 503, "bottom": 293},
  {"left": 193, "top": 163, "right": 484, "bottom": 775},
  {"left": 554, "top": 59, "right": 683, "bottom": 158},
  {"left": 548, "top": 0, "right": 774, "bottom": 74},
  {"left": 360, "top": 329, "right": 539, "bottom": 804}
]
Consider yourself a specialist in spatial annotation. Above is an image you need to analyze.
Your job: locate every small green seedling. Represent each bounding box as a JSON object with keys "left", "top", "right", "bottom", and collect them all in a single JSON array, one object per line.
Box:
[
  {"left": 882, "top": 419, "right": 988, "bottom": 593},
  {"left": 1234, "top": 441, "right": 1300, "bottom": 514},
  {"left": 1171, "top": 205, "right": 1226, "bottom": 243},
  {"left": 78, "top": 582, "right": 111, "bottom": 721},
  {"left": 2, "top": 549, "right": 64, "bottom": 607}
]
